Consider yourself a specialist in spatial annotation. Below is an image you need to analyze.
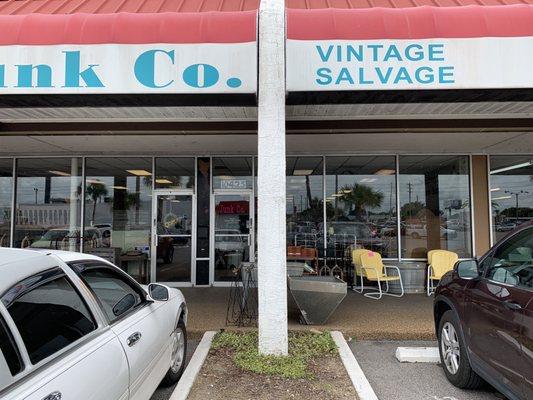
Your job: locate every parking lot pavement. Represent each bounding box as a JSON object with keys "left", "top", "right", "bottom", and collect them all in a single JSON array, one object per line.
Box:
[
  {"left": 150, "top": 338, "right": 199, "bottom": 400},
  {"left": 349, "top": 340, "right": 503, "bottom": 400}
]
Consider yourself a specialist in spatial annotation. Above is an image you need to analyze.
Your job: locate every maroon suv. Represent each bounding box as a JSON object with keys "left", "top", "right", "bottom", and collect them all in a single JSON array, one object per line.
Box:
[{"left": 434, "top": 223, "right": 533, "bottom": 400}]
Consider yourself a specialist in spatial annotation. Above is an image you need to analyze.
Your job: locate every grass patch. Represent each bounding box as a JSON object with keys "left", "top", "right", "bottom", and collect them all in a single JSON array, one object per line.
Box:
[{"left": 211, "top": 331, "right": 337, "bottom": 379}]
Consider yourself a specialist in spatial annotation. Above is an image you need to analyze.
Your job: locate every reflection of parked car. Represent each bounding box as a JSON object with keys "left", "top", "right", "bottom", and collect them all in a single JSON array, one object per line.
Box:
[
  {"left": 0, "top": 248, "right": 188, "bottom": 400},
  {"left": 30, "top": 228, "right": 102, "bottom": 249},
  {"left": 215, "top": 229, "right": 248, "bottom": 252},
  {"left": 406, "top": 224, "right": 457, "bottom": 239},
  {"left": 434, "top": 223, "right": 533, "bottom": 400},
  {"left": 496, "top": 222, "right": 517, "bottom": 232},
  {"left": 321, "top": 222, "right": 384, "bottom": 251}
]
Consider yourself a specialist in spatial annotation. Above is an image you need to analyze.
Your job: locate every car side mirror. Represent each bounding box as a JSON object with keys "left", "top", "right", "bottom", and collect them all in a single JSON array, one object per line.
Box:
[
  {"left": 148, "top": 283, "right": 170, "bottom": 301},
  {"left": 456, "top": 259, "right": 480, "bottom": 280}
]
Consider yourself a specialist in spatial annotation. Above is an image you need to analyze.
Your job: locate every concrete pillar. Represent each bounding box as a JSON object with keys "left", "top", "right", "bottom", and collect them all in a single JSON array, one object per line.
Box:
[{"left": 257, "top": 0, "right": 288, "bottom": 355}]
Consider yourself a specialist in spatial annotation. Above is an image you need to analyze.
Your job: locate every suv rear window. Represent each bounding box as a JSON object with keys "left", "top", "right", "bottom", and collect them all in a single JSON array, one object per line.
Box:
[{"left": 6, "top": 275, "right": 96, "bottom": 364}]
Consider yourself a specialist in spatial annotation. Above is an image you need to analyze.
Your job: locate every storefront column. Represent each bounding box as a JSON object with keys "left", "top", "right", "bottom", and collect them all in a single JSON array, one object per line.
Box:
[
  {"left": 257, "top": 0, "right": 288, "bottom": 355},
  {"left": 471, "top": 155, "right": 491, "bottom": 255}
]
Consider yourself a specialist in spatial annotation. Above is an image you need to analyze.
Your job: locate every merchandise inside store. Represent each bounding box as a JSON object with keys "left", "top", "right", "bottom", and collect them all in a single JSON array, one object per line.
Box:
[{"left": 1, "top": 154, "right": 529, "bottom": 287}]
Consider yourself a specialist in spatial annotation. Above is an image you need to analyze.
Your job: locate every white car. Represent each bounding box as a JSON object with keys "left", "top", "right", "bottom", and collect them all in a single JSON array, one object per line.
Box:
[{"left": 0, "top": 248, "right": 187, "bottom": 400}]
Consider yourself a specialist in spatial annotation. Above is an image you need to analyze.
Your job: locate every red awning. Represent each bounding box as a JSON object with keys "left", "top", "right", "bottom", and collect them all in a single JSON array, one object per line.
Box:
[
  {"left": 287, "top": 4, "right": 533, "bottom": 40},
  {"left": 0, "top": 0, "right": 258, "bottom": 45}
]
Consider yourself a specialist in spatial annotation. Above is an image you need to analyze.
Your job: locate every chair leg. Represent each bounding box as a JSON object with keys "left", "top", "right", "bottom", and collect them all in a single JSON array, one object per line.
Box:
[
  {"left": 364, "top": 276, "right": 383, "bottom": 300},
  {"left": 353, "top": 273, "right": 364, "bottom": 293},
  {"left": 427, "top": 275, "right": 430, "bottom": 297}
]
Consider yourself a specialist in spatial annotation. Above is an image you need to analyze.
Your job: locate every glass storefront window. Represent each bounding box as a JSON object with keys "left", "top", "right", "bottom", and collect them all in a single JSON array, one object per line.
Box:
[
  {"left": 0, "top": 159, "right": 13, "bottom": 247},
  {"left": 14, "top": 158, "right": 82, "bottom": 251},
  {"left": 84, "top": 158, "right": 152, "bottom": 282},
  {"left": 326, "top": 156, "right": 397, "bottom": 258},
  {"left": 490, "top": 155, "right": 533, "bottom": 243},
  {"left": 399, "top": 156, "right": 472, "bottom": 258},
  {"left": 213, "top": 157, "right": 253, "bottom": 191},
  {"left": 155, "top": 158, "right": 195, "bottom": 190},
  {"left": 286, "top": 157, "right": 323, "bottom": 266}
]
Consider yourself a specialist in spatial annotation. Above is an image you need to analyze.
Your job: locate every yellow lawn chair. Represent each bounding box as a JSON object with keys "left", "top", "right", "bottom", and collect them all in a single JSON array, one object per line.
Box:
[
  {"left": 427, "top": 250, "right": 459, "bottom": 296},
  {"left": 352, "top": 248, "right": 369, "bottom": 293},
  {"left": 359, "top": 251, "right": 404, "bottom": 300}
]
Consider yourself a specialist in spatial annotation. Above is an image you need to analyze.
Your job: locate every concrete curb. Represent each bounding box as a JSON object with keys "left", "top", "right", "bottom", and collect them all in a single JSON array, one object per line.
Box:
[
  {"left": 169, "top": 330, "right": 217, "bottom": 400},
  {"left": 395, "top": 347, "right": 440, "bottom": 363},
  {"left": 331, "top": 331, "right": 379, "bottom": 400}
]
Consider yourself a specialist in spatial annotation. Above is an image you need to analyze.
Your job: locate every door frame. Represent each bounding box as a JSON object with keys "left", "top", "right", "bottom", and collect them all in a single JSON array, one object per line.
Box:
[
  {"left": 151, "top": 189, "right": 196, "bottom": 287},
  {"left": 211, "top": 189, "right": 254, "bottom": 286}
]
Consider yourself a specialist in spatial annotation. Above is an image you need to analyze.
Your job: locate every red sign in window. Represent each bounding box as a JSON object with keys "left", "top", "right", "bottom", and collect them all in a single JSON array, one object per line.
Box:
[{"left": 216, "top": 201, "right": 249, "bottom": 215}]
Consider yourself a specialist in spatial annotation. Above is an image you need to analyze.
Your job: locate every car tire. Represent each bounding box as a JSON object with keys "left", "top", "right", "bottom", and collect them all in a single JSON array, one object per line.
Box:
[
  {"left": 161, "top": 319, "right": 187, "bottom": 387},
  {"left": 438, "top": 311, "right": 484, "bottom": 390}
]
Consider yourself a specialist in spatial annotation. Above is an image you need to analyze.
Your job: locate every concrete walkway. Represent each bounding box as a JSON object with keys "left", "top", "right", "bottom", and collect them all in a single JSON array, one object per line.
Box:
[{"left": 180, "top": 287, "right": 435, "bottom": 340}]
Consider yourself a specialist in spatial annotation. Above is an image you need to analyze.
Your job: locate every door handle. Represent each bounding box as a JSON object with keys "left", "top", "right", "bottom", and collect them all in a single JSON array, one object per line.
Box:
[
  {"left": 503, "top": 300, "right": 522, "bottom": 311},
  {"left": 42, "top": 392, "right": 62, "bottom": 400},
  {"left": 127, "top": 332, "right": 142, "bottom": 347}
]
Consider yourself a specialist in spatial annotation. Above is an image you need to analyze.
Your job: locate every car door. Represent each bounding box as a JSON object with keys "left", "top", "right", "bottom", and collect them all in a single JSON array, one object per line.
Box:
[
  {"left": 519, "top": 289, "right": 533, "bottom": 399},
  {"left": 465, "top": 227, "right": 533, "bottom": 399},
  {"left": 72, "top": 262, "right": 175, "bottom": 400},
  {"left": 0, "top": 266, "right": 128, "bottom": 400}
]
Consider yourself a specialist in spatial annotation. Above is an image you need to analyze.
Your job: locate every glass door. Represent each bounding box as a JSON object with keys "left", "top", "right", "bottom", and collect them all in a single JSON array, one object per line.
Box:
[
  {"left": 213, "top": 192, "right": 253, "bottom": 282},
  {"left": 152, "top": 192, "right": 194, "bottom": 284}
]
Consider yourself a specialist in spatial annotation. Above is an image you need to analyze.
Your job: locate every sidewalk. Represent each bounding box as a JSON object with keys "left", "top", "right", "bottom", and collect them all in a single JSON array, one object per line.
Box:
[{"left": 181, "top": 287, "right": 436, "bottom": 340}]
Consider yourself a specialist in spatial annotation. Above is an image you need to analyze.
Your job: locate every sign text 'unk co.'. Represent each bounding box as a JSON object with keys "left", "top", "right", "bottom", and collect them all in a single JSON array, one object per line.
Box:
[{"left": 0, "top": 43, "right": 256, "bottom": 94}]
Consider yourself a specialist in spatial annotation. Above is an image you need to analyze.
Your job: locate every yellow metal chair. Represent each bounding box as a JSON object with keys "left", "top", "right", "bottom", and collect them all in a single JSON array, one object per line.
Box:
[
  {"left": 359, "top": 251, "right": 404, "bottom": 300},
  {"left": 427, "top": 250, "right": 459, "bottom": 296},
  {"left": 352, "top": 248, "right": 368, "bottom": 293}
]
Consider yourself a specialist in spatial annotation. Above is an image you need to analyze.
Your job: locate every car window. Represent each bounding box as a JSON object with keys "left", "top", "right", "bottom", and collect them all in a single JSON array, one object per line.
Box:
[
  {"left": 6, "top": 275, "right": 96, "bottom": 365},
  {"left": 0, "top": 315, "right": 23, "bottom": 376},
  {"left": 77, "top": 267, "right": 143, "bottom": 323},
  {"left": 486, "top": 228, "right": 533, "bottom": 290}
]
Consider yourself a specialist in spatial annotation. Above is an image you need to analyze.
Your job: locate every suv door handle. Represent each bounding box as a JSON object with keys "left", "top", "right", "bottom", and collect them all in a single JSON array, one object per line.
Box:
[
  {"left": 503, "top": 300, "right": 522, "bottom": 311},
  {"left": 127, "top": 332, "right": 142, "bottom": 347},
  {"left": 42, "top": 392, "right": 62, "bottom": 400}
]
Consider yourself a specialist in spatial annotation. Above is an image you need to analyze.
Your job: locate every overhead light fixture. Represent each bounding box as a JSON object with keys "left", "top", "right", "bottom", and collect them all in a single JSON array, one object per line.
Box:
[
  {"left": 490, "top": 161, "right": 533, "bottom": 175},
  {"left": 375, "top": 169, "right": 395, "bottom": 175},
  {"left": 126, "top": 169, "right": 152, "bottom": 176},
  {"left": 156, "top": 179, "right": 173, "bottom": 184},
  {"left": 86, "top": 179, "right": 104, "bottom": 185},
  {"left": 170, "top": 200, "right": 181, "bottom": 203},
  {"left": 293, "top": 169, "right": 313, "bottom": 176},
  {"left": 340, "top": 189, "right": 352, "bottom": 194},
  {"left": 49, "top": 170, "right": 71, "bottom": 177},
  {"left": 360, "top": 178, "right": 377, "bottom": 183},
  {"left": 111, "top": 186, "right": 128, "bottom": 190},
  {"left": 492, "top": 195, "right": 512, "bottom": 201},
  {"left": 490, "top": 187, "right": 501, "bottom": 192}
]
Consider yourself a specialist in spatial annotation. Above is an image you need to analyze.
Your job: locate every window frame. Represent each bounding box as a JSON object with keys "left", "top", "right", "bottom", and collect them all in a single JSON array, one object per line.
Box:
[
  {"left": 68, "top": 261, "right": 149, "bottom": 325},
  {"left": 0, "top": 313, "right": 24, "bottom": 378},
  {"left": 482, "top": 226, "right": 533, "bottom": 291},
  {"left": 1, "top": 267, "right": 99, "bottom": 369}
]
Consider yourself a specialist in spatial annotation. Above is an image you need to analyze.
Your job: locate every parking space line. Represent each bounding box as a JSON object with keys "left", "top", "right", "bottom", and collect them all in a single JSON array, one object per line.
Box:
[{"left": 331, "top": 331, "right": 379, "bottom": 400}]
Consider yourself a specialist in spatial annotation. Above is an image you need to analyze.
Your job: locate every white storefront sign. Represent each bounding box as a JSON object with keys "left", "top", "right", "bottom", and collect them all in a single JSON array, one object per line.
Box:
[
  {"left": 287, "top": 37, "right": 533, "bottom": 91},
  {"left": 0, "top": 43, "right": 256, "bottom": 94}
]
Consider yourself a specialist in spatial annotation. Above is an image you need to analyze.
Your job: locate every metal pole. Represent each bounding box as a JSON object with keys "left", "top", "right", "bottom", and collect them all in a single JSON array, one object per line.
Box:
[{"left": 257, "top": 0, "right": 288, "bottom": 355}]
